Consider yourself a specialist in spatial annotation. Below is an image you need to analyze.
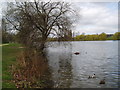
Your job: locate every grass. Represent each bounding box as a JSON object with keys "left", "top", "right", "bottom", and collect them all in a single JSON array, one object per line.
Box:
[{"left": 2, "top": 43, "right": 23, "bottom": 88}]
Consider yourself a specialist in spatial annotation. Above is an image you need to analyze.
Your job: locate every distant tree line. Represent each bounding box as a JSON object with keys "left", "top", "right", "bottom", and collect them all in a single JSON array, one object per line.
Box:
[
  {"left": 2, "top": 30, "right": 120, "bottom": 43},
  {"left": 2, "top": 30, "right": 16, "bottom": 43},
  {"left": 73, "top": 32, "right": 120, "bottom": 41},
  {"left": 47, "top": 32, "right": 120, "bottom": 41},
  {"left": 2, "top": 18, "right": 16, "bottom": 43}
]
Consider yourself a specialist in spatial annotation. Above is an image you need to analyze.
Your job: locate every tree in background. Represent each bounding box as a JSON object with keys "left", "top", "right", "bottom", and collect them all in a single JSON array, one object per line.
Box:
[
  {"left": 98, "top": 32, "right": 107, "bottom": 40},
  {"left": 74, "top": 34, "right": 85, "bottom": 41},
  {"left": 2, "top": 17, "right": 16, "bottom": 43},
  {"left": 113, "top": 32, "right": 120, "bottom": 40},
  {"left": 2, "top": 18, "right": 8, "bottom": 43}
]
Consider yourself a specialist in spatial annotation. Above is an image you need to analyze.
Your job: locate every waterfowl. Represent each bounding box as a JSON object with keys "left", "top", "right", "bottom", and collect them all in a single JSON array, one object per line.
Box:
[
  {"left": 99, "top": 79, "right": 105, "bottom": 84},
  {"left": 88, "top": 74, "right": 96, "bottom": 79},
  {"left": 91, "top": 74, "right": 96, "bottom": 78},
  {"left": 88, "top": 76, "right": 92, "bottom": 79},
  {"left": 74, "top": 52, "right": 80, "bottom": 55}
]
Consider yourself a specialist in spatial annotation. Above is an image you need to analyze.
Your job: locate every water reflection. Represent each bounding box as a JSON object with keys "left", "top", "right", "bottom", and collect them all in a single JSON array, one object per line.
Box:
[
  {"left": 57, "top": 51, "right": 73, "bottom": 88},
  {"left": 47, "top": 42, "right": 73, "bottom": 88}
]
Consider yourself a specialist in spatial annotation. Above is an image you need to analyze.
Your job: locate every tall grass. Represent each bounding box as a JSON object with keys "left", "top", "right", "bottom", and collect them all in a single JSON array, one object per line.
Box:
[{"left": 12, "top": 49, "right": 52, "bottom": 88}]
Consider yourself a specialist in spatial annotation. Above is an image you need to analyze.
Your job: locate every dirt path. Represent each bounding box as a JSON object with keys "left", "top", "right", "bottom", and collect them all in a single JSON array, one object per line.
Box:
[{"left": 0, "top": 44, "right": 9, "bottom": 46}]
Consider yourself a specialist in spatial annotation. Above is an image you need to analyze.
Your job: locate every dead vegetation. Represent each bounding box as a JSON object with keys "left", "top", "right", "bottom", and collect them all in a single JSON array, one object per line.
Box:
[{"left": 11, "top": 49, "right": 53, "bottom": 88}]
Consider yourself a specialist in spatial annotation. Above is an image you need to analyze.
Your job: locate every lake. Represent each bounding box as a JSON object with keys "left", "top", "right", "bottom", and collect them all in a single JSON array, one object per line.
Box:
[{"left": 46, "top": 41, "right": 119, "bottom": 88}]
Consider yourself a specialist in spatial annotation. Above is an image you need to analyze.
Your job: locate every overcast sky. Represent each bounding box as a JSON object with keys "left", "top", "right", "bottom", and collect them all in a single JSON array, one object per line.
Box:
[
  {"left": 0, "top": 1, "right": 118, "bottom": 34},
  {"left": 71, "top": 2, "right": 118, "bottom": 35}
]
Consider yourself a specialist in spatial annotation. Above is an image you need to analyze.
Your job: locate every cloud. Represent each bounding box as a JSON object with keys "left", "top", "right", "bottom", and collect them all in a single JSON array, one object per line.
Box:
[
  {"left": 0, "top": 2, "right": 118, "bottom": 35},
  {"left": 72, "top": 2, "right": 118, "bottom": 34}
]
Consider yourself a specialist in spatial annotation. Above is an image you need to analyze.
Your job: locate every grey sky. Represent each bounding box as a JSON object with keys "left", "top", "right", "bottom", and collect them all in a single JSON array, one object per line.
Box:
[
  {"left": 71, "top": 2, "right": 118, "bottom": 35},
  {"left": 0, "top": 0, "right": 118, "bottom": 35}
]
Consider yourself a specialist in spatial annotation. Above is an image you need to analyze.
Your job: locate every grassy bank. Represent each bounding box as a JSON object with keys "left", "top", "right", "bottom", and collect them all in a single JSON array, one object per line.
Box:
[
  {"left": 2, "top": 43, "right": 23, "bottom": 88},
  {"left": 2, "top": 43, "right": 52, "bottom": 88}
]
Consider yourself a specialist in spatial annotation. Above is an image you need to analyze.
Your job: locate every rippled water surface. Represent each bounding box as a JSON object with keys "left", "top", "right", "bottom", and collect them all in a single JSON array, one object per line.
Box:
[{"left": 47, "top": 41, "right": 119, "bottom": 88}]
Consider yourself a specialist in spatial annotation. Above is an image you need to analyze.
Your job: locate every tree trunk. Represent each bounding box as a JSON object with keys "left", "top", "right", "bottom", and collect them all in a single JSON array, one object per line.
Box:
[{"left": 38, "top": 33, "right": 47, "bottom": 53}]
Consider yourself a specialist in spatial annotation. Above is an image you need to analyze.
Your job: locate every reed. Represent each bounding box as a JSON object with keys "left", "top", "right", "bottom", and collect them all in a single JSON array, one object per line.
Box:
[{"left": 12, "top": 49, "right": 50, "bottom": 88}]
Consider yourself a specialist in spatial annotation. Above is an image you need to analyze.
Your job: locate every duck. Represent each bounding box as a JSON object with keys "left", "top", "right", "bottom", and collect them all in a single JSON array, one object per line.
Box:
[
  {"left": 88, "top": 74, "right": 96, "bottom": 79},
  {"left": 91, "top": 74, "right": 96, "bottom": 78},
  {"left": 88, "top": 76, "right": 92, "bottom": 79},
  {"left": 99, "top": 79, "right": 105, "bottom": 84},
  {"left": 74, "top": 52, "right": 80, "bottom": 55}
]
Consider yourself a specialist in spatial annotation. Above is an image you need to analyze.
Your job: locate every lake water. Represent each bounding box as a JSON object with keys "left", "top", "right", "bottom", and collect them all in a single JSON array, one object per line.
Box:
[{"left": 46, "top": 41, "right": 119, "bottom": 88}]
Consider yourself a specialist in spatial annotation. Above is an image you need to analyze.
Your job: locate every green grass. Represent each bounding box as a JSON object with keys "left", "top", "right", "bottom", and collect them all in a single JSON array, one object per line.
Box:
[{"left": 2, "top": 43, "right": 23, "bottom": 88}]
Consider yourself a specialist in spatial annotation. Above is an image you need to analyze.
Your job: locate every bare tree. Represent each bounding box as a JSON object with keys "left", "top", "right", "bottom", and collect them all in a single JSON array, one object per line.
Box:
[{"left": 5, "top": 1, "right": 75, "bottom": 51}]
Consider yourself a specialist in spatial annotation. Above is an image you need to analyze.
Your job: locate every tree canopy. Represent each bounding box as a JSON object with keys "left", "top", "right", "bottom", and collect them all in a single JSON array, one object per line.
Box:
[{"left": 4, "top": 1, "right": 74, "bottom": 50}]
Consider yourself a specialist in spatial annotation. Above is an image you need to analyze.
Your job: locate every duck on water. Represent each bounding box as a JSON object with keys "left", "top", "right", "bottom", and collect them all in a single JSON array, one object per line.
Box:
[
  {"left": 88, "top": 74, "right": 96, "bottom": 79},
  {"left": 99, "top": 79, "right": 105, "bottom": 84},
  {"left": 74, "top": 52, "right": 80, "bottom": 55}
]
